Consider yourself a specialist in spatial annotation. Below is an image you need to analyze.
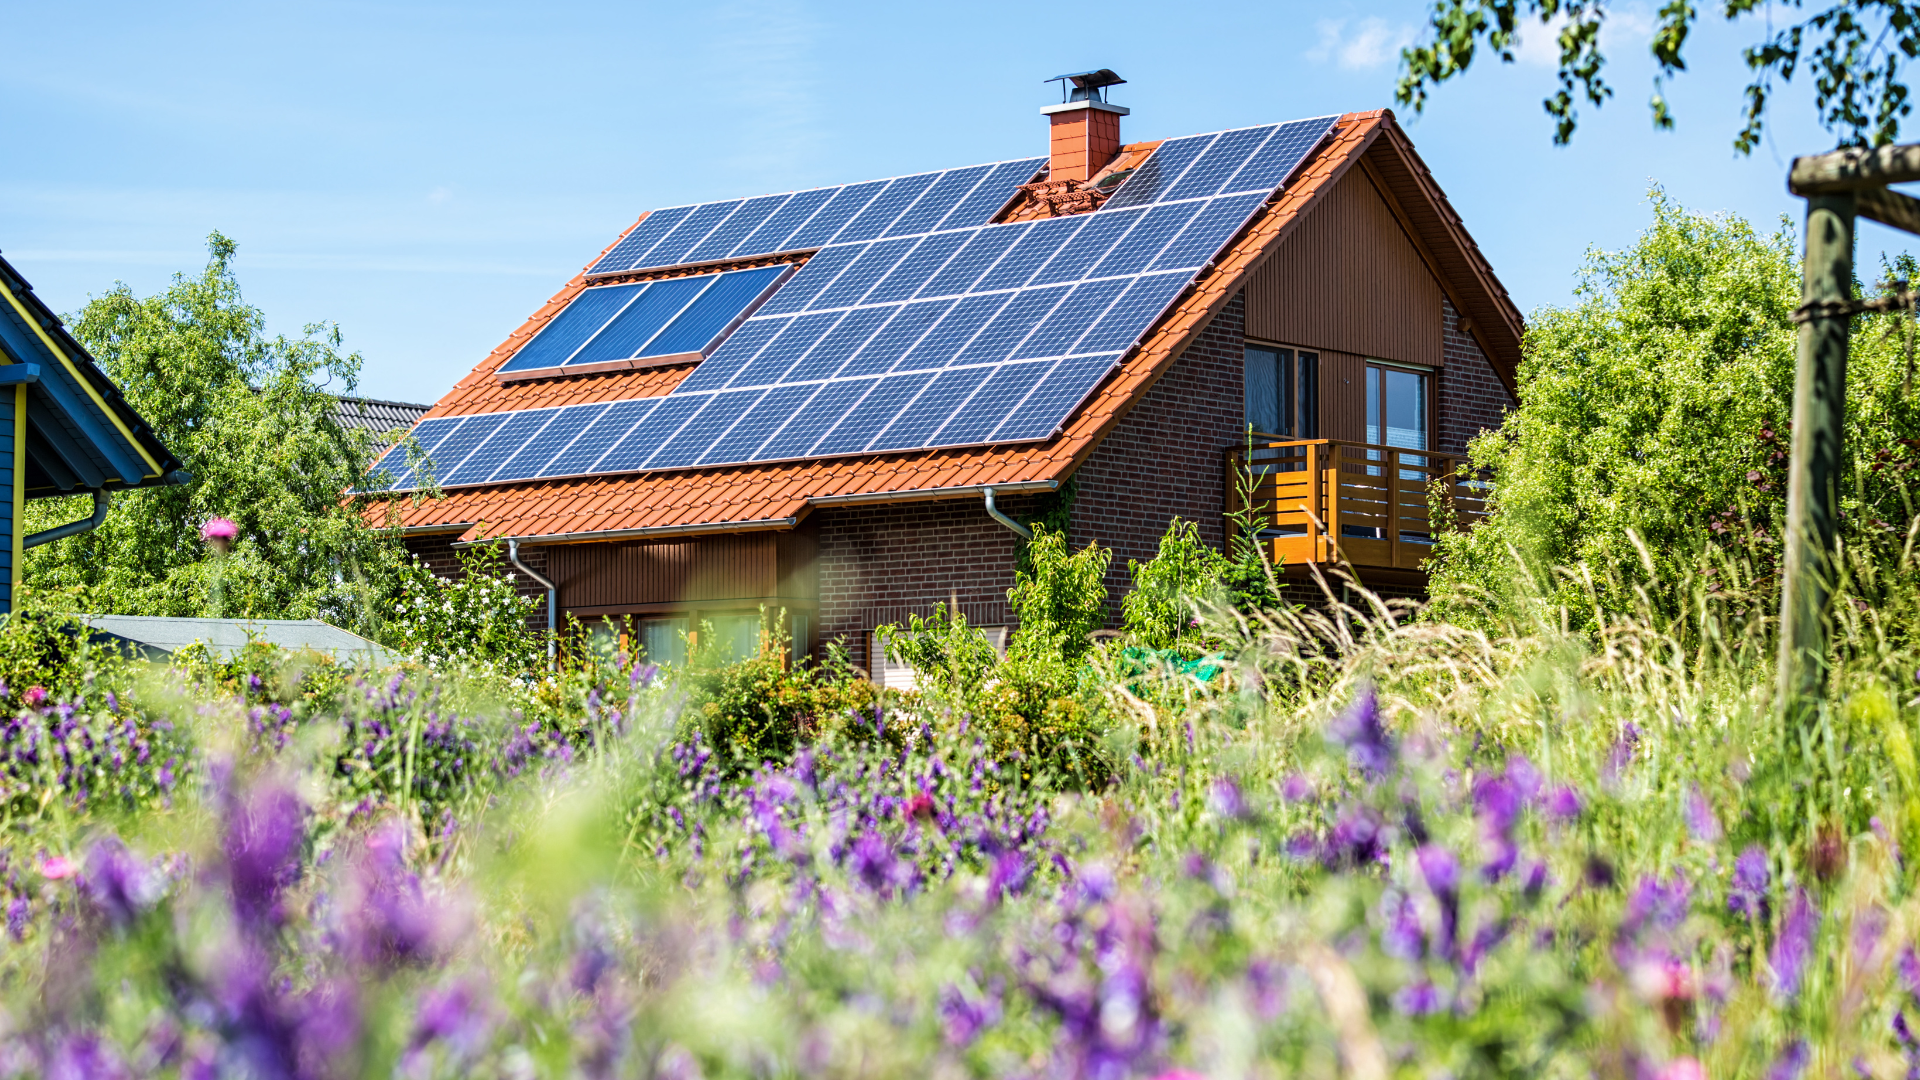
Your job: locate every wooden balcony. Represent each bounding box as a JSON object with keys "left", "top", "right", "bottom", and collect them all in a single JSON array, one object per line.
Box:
[{"left": 1225, "top": 439, "right": 1489, "bottom": 573}]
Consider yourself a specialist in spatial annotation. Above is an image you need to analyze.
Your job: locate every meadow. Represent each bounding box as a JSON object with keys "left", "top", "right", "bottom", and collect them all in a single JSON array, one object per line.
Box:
[{"left": 0, "top": 529, "right": 1909, "bottom": 1080}]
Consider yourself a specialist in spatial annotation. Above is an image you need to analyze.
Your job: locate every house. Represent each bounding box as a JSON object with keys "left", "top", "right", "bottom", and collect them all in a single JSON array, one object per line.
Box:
[
  {"left": 364, "top": 72, "right": 1522, "bottom": 669},
  {"left": 0, "top": 254, "right": 188, "bottom": 613}
]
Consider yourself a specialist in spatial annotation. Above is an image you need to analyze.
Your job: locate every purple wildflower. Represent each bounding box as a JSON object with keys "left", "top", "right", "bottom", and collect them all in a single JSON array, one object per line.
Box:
[
  {"left": 1544, "top": 785, "right": 1582, "bottom": 823},
  {"left": 1207, "top": 778, "right": 1251, "bottom": 821},
  {"left": 1852, "top": 904, "right": 1889, "bottom": 971},
  {"left": 987, "top": 850, "right": 1030, "bottom": 902},
  {"left": 1623, "top": 874, "right": 1691, "bottom": 938},
  {"left": 409, "top": 978, "right": 493, "bottom": 1060},
  {"left": 1767, "top": 1040, "right": 1810, "bottom": 1080},
  {"left": 1327, "top": 684, "right": 1395, "bottom": 779},
  {"left": 223, "top": 775, "right": 306, "bottom": 933},
  {"left": 1325, "top": 804, "right": 1387, "bottom": 868},
  {"left": 938, "top": 984, "right": 1002, "bottom": 1048},
  {"left": 1281, "top": 773, "right": 1315, "bottom": 803},
  {"left": 341, "top": 818, "right": 460, "bottom": 970},
  {"left": 1416, "top": 845, "right": 1459, "bottom": 896},
  {"left": 1900, "top": 945, "right": 1920, "bottom": 1003},
  {"left": 1729, "top": 846, "right": 1771, "bottom": 919},
  {"left": 6, "top": 896, "right": 27, "bottom": 941},
  {"left": 80, "top": 835, "right": 158, "bottom": 928},
  {"left": 1770, "top": 888, "right": 1818, "bottom": 1004},
  {"left": 1605, "top": 721, "right": 1641, "bottom": 781},
  {"left": 1393, "top": 981, "right": 1443, "bottom": 1016},
  {"left": 1685, "top": 786, "right": 1722, "bottom": 844},
  {"left": 1380, "top": 891, "right": 1425, "bottom": 960}
]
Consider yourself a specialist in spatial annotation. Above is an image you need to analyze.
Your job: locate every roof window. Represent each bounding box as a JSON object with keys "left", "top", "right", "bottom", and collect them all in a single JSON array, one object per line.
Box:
[{"left": 497, "top": 264, "right": 792, "bottom": 382}]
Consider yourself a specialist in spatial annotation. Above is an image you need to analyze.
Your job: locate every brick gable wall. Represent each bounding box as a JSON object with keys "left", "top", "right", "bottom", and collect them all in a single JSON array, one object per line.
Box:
[
  {"left": 1438, "top": 296, "right": 1512, "bottom": 456},
  {"left": 1070, "top": 292, "right": 1248, "bottom": 619}
]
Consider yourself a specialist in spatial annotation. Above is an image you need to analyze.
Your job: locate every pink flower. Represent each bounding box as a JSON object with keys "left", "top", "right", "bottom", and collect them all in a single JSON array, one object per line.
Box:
[
  {"left": 22, "top": 686, "right": 45, "bottom": 707},
  {"left": 1658, "top": 1057, "right": 1707, "bottom": 1080},
  {"left": 199, "top": 517, "right": 239, "bottom": 541},
  {"left": 39, "top": 856, "right": 76, "bottom": 881}
]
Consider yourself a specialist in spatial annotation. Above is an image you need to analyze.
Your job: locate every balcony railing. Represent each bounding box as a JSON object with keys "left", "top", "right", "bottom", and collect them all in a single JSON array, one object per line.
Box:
[{"left": 1224, "top": 439, "right": 1490, "bottom": 573}]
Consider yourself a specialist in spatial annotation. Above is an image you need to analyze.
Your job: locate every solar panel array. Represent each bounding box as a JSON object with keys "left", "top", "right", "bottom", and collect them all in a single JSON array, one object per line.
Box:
[{"left": 363, "top": 117, "right": 1337, "bottom": 492}]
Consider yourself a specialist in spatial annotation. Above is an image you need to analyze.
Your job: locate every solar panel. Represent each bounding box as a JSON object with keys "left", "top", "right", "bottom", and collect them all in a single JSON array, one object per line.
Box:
[
  {"left": 499, "top": 267, "right": 789, "bottom": 376},
  {"left": 409, "top": 413, "right": 509, "bottom": 489},
  {"left": 362, "top": 119, "right": 1342, "bottom": 492},
  {"left": 443, "top": 408, "right": 559, "bottom": 486}
]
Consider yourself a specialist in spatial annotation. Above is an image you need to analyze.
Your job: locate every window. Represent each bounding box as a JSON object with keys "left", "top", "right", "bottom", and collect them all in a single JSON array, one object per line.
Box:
[
  {"left": 1366, "top": 364, "right": 1429, "bottom": 453},
  {"left": 497, "top": 264, "right": 791, "bottom": 377},
  {"left": 1359, "top": 362, "right": 1435, "bottom": 544},
  {"left": 1244, "top": 345, "right": 1317, "bottom": 438},
  {"left": 704, "top": 613, "right": 762, "bottom": 664},
  {"left": 869, "top": 630, "right": 917, "bottom": 691},
  {"left": 640, "top": 616, "right": 689, "bottom": 667},
  {"left": 788, "top": 612, "right": 810, "bottom": 664}
]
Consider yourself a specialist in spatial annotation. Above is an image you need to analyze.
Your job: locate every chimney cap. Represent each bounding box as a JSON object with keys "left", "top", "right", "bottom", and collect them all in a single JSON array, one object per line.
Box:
[{"left": 1045, "top": 69, "right": 1126, "bottom": 104}]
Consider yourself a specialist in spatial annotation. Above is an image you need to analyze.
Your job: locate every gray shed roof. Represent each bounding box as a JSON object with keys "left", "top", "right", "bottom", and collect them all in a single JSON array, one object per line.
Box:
[
  {"left": 77, "top": 615, "right": 400, "bottom": 666},
  {"left": 331, "top": 395, "right": 430, "bottom": 436}
]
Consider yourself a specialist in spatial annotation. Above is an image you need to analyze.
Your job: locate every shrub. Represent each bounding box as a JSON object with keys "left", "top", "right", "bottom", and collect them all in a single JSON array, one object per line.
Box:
[
  {"left": 1121, "top": 517, "right": 1228, "bottom": 652},
  {"left": 389, "top": 544, "right": 542, "bottom": 673}
]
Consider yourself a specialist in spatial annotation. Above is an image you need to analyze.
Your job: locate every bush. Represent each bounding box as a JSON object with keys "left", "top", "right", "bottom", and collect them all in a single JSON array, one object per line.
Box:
[
  {"left": 1429, "top": 190, "right": 1920, "bottom": 627},
  {"left": 389, "top": 545, "right": 542, "bottom": 673}
]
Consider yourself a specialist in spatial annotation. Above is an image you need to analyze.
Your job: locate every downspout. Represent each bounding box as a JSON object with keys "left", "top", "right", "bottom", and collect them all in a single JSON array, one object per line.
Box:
[
  {"left": 983, "top": 487, "right": 1032, "bottom": 540},
  {"left": 24, "top": 489, "right": 109, "bottom": 549},
  {"left": 507, "top": 537, "right": 558, "bottom": 666}
]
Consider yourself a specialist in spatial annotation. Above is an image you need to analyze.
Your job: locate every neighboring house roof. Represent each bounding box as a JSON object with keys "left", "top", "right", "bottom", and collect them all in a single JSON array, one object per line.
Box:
[
  {"left": 0, "top": 253, "right": 188, "bottom": 496},
  {"left": 77, "top": 614, "right": 399, "bottom": 666},
  {"left": 375, "top": 110, "right": 1521, "bottom": 545},
  {"left": 331, "top": 394, "right": 430, "bottom": 436}
]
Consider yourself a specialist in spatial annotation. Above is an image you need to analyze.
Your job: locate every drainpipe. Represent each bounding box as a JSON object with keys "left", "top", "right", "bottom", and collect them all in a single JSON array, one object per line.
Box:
[
  {"left": 983, "top": 487, "right": 1032, "bottom": 540},
  {"left": 507, "top": 537, "right": 558, "bottom": 666},
  {"left": 24, "top": 489, "right": 109, "bottom": 549}
]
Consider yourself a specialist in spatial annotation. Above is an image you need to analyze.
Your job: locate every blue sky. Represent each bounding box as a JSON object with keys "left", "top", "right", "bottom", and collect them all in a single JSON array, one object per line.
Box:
[{"left": 1, "top": 0, "right": 1909, "bottom": 405}]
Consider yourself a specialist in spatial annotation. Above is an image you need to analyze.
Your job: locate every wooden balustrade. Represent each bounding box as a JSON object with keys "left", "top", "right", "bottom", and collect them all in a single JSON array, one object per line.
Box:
[{"left": 1223, "top": 439, "right": 1490, "bottom": 572}]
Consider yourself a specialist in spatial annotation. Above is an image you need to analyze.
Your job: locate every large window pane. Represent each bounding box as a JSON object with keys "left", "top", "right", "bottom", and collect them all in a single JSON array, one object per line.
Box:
[
  {"left": 705, "top": 614, "right": 762, "bottom": 664},
  {"left": 640, "top": 617, "right": 688, "bottom": 667},
  {"left": 1245, "top": 346, "right": 1282, "bottom": 435}
]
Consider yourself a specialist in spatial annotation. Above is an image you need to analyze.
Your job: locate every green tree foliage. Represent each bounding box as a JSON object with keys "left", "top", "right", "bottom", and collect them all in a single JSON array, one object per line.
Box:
[
  {"left": 1427, "top": 190, "right": 1920, "bottom": 622},
  {"left": 1121, "top": 518, "right": 1227, "bottom": 651},
  {"left": 29, "top": 234, "right": 414, "bottom": 634},
  {"left": 1003, "top": 525, "right": 1111, "bottom": 677},
  {"left": 1397, "top": 0, "right": 1920, "bottom": 152}
]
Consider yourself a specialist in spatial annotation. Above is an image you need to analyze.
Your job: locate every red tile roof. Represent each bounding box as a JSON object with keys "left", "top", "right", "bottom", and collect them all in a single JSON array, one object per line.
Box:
[{"left": 371, "top": 110, "right": 1519, "bottom": 544}]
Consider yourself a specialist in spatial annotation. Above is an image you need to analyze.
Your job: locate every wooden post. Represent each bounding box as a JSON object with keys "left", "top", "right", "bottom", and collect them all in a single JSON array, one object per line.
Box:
[
  {"left": 1305, "top": 441, "right": 1321, "bottom": 562},
  {"left": 1778, "top": 191, "right": 1856, "bottom": 716},
  {"left": 1326, "top": 444, "right": 1342, "bottom": 561},
  {"left": 1386, "top": 449, "right": 1400, "bottom": 568}
]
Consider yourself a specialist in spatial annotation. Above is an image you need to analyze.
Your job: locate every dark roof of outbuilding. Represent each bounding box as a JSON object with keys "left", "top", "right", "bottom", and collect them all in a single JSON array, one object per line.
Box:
[{"left": 331, "top": 394, "right": 430, "bottom": 435}]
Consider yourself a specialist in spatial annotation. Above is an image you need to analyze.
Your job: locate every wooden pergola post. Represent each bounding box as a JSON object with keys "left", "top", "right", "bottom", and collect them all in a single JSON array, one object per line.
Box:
[{"left": 1781, "top": 145, "right": 1920, "bottom": 715}]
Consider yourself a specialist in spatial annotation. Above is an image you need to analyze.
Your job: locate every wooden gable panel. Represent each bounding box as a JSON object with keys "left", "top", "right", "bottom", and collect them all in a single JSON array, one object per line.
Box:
[{"left": 1244, "top": 166, "right": 1442, "bottom": 367}]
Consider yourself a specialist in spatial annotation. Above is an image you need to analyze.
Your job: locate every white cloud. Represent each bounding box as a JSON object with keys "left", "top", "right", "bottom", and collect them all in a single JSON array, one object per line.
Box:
[
  {"left": 1514, "top": 3, "right": 1654, "bottom": 67},
  {"left": 1309, "top": 17, "right": 1419, "bottom": 71}
]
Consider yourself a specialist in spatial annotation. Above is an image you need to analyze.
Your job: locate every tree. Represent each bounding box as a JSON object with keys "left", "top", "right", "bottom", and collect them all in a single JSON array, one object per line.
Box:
[
  {"left": 29, "top": 233, "right": 416, "bottom": 634},
  {"left": 1427, "top": 191, "right": 1920, "bottom": 622},
  {"left": 1398, "top": 0, "right": 1920, "bottom": 152}
]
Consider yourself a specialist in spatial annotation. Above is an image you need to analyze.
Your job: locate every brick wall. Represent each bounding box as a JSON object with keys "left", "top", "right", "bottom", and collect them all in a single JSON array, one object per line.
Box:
[
  {"left": 1070, "top": 292, "right": 1249, "bottom": 620},
  {"left": 1438, "top": 297, "right": 1513, "bottom": 457},
  {"left": 403, "top": 533, "right": 554, "bottom": 634},
  {"left": 812, "top": 494, "right": 1045, "bottom": 669}
]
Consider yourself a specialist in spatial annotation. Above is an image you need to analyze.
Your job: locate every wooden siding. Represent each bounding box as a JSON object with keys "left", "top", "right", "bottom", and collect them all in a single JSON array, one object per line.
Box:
[
  {"left": 547, "top": 527, "right": 816, "bottom": 617},
  {"left": 1244, "top": 166, "right": 1443, "bottom": 367}
]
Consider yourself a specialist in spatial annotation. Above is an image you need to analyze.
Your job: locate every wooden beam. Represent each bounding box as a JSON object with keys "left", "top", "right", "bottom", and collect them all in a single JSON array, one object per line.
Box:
[
  {"left": 1790, "top": 143, "right": 1920, "bottom": 194},
  {"left": 1857, "top": 185, "right": 1920, "bottom": 237}
]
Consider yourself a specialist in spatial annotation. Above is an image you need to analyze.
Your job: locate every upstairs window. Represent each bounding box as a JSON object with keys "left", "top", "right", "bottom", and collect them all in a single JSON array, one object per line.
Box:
[
  {"left": 1244, "top": 344, "right": 1317, "bottom": 438},
  {"left": 497, "top": 264, "right": 792, "bottom": 380}
]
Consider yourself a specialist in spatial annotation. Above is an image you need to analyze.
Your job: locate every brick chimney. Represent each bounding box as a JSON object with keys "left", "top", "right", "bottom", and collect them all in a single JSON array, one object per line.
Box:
[{"left": 1041, "top": 70, "right": 1128, "bottom": 183}]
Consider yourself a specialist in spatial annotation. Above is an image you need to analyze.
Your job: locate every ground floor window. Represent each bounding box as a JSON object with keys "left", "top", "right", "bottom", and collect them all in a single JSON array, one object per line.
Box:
[{"left": 640, "top": 616, "right": 688, "bottom": 667}]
